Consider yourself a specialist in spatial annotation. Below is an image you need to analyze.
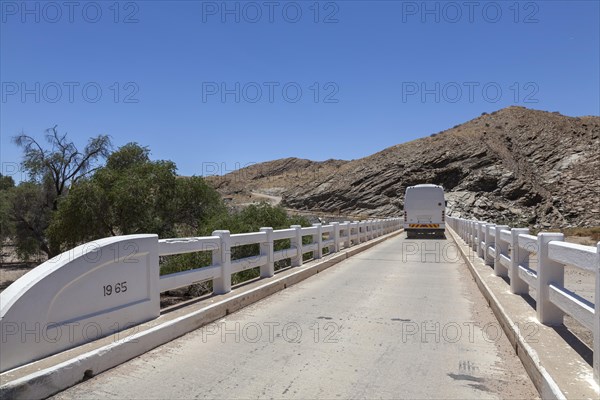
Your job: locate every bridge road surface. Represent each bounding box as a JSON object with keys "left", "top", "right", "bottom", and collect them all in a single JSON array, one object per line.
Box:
[{"left": 53, "top": 233, "right": 539, "bottom": 399}]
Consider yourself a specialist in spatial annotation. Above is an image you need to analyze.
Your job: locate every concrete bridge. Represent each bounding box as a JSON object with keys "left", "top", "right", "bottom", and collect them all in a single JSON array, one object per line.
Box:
[{"left": 0, "top": 218, "right": 598, "bottom": 399}]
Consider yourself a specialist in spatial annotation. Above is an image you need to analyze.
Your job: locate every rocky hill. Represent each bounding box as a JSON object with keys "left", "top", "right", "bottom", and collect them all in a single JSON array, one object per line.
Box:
[{"left": 208, "top": 107, "right": 600, "bottom": 229}]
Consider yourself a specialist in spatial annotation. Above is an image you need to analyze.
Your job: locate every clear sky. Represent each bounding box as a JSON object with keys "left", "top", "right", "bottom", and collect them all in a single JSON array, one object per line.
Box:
[{"left": 1, "top": 1, "right": 599, "bottom": 180}]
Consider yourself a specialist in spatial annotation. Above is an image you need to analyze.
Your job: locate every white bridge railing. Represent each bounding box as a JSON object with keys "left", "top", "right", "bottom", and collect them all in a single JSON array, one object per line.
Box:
[
  {"left": 158, "top": 219, "right": 401, "bottom": 294},
  {"left": 447, "top": 216, "right": 600, "bottom": 384},
  {"left": 0, "top": 218, "right": 402, "bottom": 373}
]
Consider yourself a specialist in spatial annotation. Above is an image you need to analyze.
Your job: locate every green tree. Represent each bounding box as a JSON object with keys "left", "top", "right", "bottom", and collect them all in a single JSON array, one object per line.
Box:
[
  {"left": 49, "top": 143, "right": 226, "bottom": 250},
  {"left": 10, "top": 180, "right": 55, "bottom": 259},
  {"left": 0, "top": 174, "right": 15, "bottom": 191},
  {"left": 10, "top": 126, "right": 112, "bottom": 258},
  {"left": 13, "top": 126, "right": 111, "bottom": 209},
  {"left": 0, "top": 174, "right": 16, "bottom": 261}
]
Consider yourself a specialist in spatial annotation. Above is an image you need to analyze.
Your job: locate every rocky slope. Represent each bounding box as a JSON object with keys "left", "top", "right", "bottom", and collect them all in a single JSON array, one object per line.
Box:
[
  {"left": 206, "top": 158, "right": 348, "bottom": 206},
  {"left": 209, "top": 107, "right": 600, "bottom": 228}
]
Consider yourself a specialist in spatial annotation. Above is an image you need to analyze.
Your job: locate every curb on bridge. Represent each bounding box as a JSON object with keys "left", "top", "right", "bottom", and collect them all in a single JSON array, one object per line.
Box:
[{"left": 448, "top": 226, "right": 598, "bottom": 400}]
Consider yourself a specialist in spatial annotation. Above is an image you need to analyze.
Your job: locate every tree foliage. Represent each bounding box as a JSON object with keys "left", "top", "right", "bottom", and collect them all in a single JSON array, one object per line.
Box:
[
  {"left": 0, "top": 175, "right": 15, "bottom": 251},
  {"left": 200, "top": 202, "right": 307, "bottom": 236},
  {"left": 160, "top": 203, "right": 310, "bottom": 290},
  {"left": 7, "top": 126, "right": 112, "bottom": 258},
  {"left": 48, "top": 143, "right": 226, "bottom": 250},
  {"left": 13, "top": 126, "right": 111, "bottom": 208},
  {"left": 9, "top": 179, "right": 56, "bottom": 258}
]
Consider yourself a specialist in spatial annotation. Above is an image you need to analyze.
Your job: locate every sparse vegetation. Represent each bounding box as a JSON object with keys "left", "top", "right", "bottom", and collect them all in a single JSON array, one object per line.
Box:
[
  {"left": 159, "top": 203, "right": 310, "bottom": 301},
  {"left": 563, "top": 227, "right": 600, "bottom": 242}
]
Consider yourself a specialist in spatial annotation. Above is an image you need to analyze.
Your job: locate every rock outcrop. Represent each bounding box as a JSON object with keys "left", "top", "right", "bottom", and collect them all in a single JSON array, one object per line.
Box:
[{"left": 209, "top": 107, "right": 600, "bottom": 228}]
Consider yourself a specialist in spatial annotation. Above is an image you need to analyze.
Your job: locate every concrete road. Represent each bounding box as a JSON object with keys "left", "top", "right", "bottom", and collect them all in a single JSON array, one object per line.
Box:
[{"left": 53, "top": 234, "right": 538, "bottom": 399}]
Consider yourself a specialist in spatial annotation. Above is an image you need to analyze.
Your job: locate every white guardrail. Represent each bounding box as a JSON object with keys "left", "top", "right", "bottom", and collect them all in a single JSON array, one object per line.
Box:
[
  {"left": 158, "top": 219, "right": 400, "bottom": 293},
  {"left": 0, "top": 218, "right": 402, "bottom": 373},
  {"left": 447, "top": 216, "right": 600, "bottom": 384}
]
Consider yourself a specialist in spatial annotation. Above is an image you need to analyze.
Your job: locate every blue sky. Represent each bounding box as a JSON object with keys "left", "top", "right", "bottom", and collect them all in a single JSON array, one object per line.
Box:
[{"left": 1, "top": 1, "right": 599, "bottom": 180}]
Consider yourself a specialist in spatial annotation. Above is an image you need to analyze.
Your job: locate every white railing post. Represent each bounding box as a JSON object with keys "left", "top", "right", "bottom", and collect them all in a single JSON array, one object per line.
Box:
[
  {"left": 290, "top": 225, "right": 303, "bottom": 267},
  {"left": 479, "top": 223, "right": 487, "bottom": 259},
  {"left": 259, "top": 227, "right": 274, "bottom": 278},
  {"left": 361, "top": 222, "right": 366, "bottom": 241},
  {"left": 494, "top": 225, "right": 510, "bottom": 277},
  {"left": 357, "top": 221, "right": 363, "bottom": 243},
  {"left": 468, "top": 221, "right": 472, "bottom": 246},
  {"left": 594, "top": 242, "right": 599, "bottom": 384},
  {"left": 313, "top": 223, "right": 323, "bottom": 259},
  {"left": 467, "top": 221, "right": 475, "bottom": 246},
  {"left": 537, "top": 232, "right": 565, "bottom": 325},
  {"left": 477, "top": 223, "right": 485, "bottom": 258},
  {"left": 344, "top": 221, "right": 351, "bottom": 248},
  {"left": 332, "top": 222, "right": 340, "bottom": 252},
  {"left": 484, "top": 224, "right": 496, "bottom": 266},
  {"left": 212, "top": 230, "right": 231, "bottom": 294},
  {"left": 510, "top": 228, "right": 530, "bottom": 294},
  {"left": 473, "top": 222, "right": 479, "bottom": 252}
]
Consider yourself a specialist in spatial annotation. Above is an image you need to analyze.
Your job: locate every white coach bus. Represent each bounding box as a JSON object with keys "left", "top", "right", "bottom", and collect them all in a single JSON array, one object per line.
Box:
[{"left": 403, "top": 184, "right": 446, "bottom": 239}]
